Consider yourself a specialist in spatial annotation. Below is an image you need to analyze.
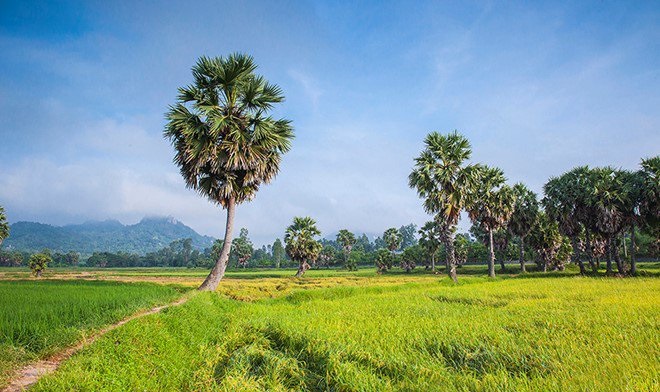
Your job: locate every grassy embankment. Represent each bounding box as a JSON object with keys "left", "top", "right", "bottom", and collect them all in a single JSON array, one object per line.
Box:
[
  {"left": 0, "top": 280, "right": 186, "bottom": 388},
  {"left": 27, "top": 268, "right": 660, "bottom": 391}
]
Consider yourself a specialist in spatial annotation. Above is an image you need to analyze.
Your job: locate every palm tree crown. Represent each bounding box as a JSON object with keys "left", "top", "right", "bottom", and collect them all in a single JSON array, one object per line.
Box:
[
  {"left": 285, "top": 217, "right": 322, "bottom": 264},
  {"left": 409, "top": 131, "right": 479, "bottom": 225},
  {"left": 164, "top": 54, "right": 294, "bottom": 208},
  {"left": 509, "top": 183, "right": 539, "bottom": 238}
]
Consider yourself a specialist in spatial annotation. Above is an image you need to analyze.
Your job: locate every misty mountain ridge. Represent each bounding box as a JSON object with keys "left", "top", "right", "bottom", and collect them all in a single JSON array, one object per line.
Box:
[{"left": 3, "top": 216, "right": 216, "bottom": 255}]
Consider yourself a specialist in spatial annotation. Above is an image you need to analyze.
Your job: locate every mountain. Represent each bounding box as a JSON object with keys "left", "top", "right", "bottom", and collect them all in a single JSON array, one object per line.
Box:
[{"left": 3, "top": 217, "right": 216, "bottom": 255}]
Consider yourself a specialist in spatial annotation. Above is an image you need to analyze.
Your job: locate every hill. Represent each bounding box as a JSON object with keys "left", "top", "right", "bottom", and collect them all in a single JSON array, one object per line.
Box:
[{"left": 2, "top": 217, "right": 216, "bottom": 254}]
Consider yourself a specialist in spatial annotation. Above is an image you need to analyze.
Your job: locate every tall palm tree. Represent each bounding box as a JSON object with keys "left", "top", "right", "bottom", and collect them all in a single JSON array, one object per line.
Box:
[
  {"left": 508, "top": 183, "right": 539, "bottom": 273},
  {"left": 0, "top": 206, "right": 9, "bottom": 248},
  {"left": 543, "top": 167, "right": 592, "bottom": 274},
  {"left": 639, "top": 156, "right": 660, "bottom": 270},
  {"left": 336, "top": 229, "right": 357, "bottom": 268},
  {"left": 164, "top": 54, "right": 294, "bottom": 291},
  {"left": 587, "top": 167, "right": 628, "bottom": 274},
  {"left": 467, "top": 166, "right": 515, "bottom": 278},
  {"left": 419, "top": 220, "right": 442, "bottom": 271},
  {"left": 528, "top": 212, "right": 564, "bottom": 272},
  {"left": 383, "top": 228, "right": 402, "bottom": 253},
  {"left": 285, "top": 217, "right": 322, "bottom": 277},
  {"left": 409, "top": 131, "right": 480, "bottom": 282}
]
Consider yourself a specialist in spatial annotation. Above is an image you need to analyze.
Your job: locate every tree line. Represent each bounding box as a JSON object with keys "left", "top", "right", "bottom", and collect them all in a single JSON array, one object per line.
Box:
[{"left": 2, "top": 54, "right": 657, "bottom": 285}]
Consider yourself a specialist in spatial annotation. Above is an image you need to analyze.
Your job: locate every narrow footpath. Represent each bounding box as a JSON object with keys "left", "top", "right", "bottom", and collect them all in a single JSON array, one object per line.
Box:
[{"left": 2, "top": 294, "right": 192, "bottom": 392}]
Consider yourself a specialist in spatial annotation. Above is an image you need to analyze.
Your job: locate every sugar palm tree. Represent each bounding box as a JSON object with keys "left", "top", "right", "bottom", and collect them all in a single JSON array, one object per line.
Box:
[
  {"left": 0, "top": 206, "right": 9, "bottom": 248},
  {"left": 467, "top": 166, "right": 515, "bottom": 278},
  {"left": 164, "top": 54, "right": 294, "bottom": 291},
  {"left": 336, "top": 229, "right": 357, "bottom": 268},
  {"left": 587, "top": 167, "right": 627, "bottom": 274},
  {"left": 409, "top": 131, "right": 480, "bottom": 282},
  {"left": 419, "top": 220, "right": 442, "bottom": 271},
  {"left": 528, "top": 212, "right": 564, "bottom": 272},
  {"left": 285, "top": 217, "right": 322, "bottom": 277},
  {"left": 639, "top": 156, "right": 659, "bottom": 271},
  {"left": 383, "top": 228, "right": 402, "bottom": 253},
  {"left": 543, "top": 167, "right": 591, "bottom": 274},
  {"left": 508, "top": 184, "right": 539, "bottom": 273}
]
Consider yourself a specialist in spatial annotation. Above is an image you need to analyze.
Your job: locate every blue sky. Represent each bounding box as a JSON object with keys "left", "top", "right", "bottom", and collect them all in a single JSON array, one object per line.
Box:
[{"left": 1, "top": 1, "right": 659, "bottom": 245}]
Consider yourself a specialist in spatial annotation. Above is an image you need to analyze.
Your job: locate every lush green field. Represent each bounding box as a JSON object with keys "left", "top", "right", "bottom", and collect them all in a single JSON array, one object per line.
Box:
[
  {"left": 27, "top": 272, "right": 660, "bottom": 391},
  {"left": 0, "top": 280, "right": 185, "bottom": 388}
]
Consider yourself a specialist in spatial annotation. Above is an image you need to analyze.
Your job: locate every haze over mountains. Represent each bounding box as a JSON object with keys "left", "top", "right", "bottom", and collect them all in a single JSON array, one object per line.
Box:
[{"left": 3, "top": 217, "right": 216, "bottom": 255}]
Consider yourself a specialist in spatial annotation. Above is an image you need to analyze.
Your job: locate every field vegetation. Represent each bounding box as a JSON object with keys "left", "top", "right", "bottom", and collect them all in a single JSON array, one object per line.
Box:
[
  {"left": 0, "top": 280, "right": 186, "bottom": 388},
  {"left": 25, "top": 268, "right": 659, "bottom": 391}
]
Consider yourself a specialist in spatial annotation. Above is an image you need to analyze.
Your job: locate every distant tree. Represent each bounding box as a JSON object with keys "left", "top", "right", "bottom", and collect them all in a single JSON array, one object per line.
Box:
[
  {"left": 467, "top": 166, "right": 515, "bottom": 277},
  {"left": 272, "top": 238, "right": 285, "bottom": 268},
  {"left": 419, "top": 220, "right": 442, "bottom": 271},
  {"left": 454, "top": 234, "right": 470, "bottom": 266},
  {"left": 164, "top": 54, "right": 294, "bottom": 291},
  {"left": 337, "top": 229, "right": 357, "bottom": 270},
  {"left": 28, "top": 252, "right": 51, "bottom": 277},
  {"left": 383, "top": 228, "right": 402, "bottom": 253},
  {"left": 400, "top": 244, "right": 424, "bottom": 272},
  {"left": 0, "top": 250, "right": 23, "bottom": 267},
  {"left": 0, "top": 206, "right": 8, "bottom": 248},
  {"left": 374, "top": 248, "right": 394, "bottom": 274},
  {"left": 587, "top": 167, "right": 628, "bottom": 274},
  {"left": 508, "top": 183, "right": 539, "bottom": 273},
  {"left": 231, "top": 228, "right": 254, "bottom": 268},
  {"left": 317, "top": 245, "right": 337, "bottom": 269},
  {"left": 181, "top": 238, "right": 193, "bottom": 267},
  {"left": 409, "top": 131, "right": 480, "bottom": 282},
  {"left": 398, "top": 224, "right": 418, "bottom": 250},
  {"left": 543, "top": 167, "right": 591, "bottom": 274},
  {"left": 528, "top": 213, "right": 564, "bottom": 272},
  {"left": 354, "top": 234, "right": 373, "bottom": 253},
  {"left": 66, "top": 251, "right": 80, "bottom": 267},
  {"left": 285, "top": 217, "right": 322, "bottom": 277},
  {"left": 637, "top": 156, "right": 659, "bottom": 274}
]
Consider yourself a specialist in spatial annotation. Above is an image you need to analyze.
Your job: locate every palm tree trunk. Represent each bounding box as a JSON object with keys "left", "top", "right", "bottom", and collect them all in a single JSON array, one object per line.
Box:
[
  {"left": 295, "top": 259, "right": 310, "bottom": 277},
  {"left": 444, "top": 238, "right": 458, "bottom": 283},
  {"left": 199, "top": 197, "right": 236, "bottom": 291},
  {"left": 519, "top": 235, "right": 526, "bottom": 273},
  {"left": 431, "top": 253, "right": 435, "bottom": 272},
  {"left": 605, "top": 236, "right": 613, "bottom": 274},
  {"left": 572, "top": 236, "right": 586, "bottom": 275},
  {"left": 488, "top": 228, "right": 495, "bottom": 278},
  {"left": 585, "top": 230, "right": 597, "bottom": 272},
  {"left": 630, "top": 224, "right": 637, "bottom": 275},
  {"left": 614, "top": 235, "right": 625, "bottom": 275}
]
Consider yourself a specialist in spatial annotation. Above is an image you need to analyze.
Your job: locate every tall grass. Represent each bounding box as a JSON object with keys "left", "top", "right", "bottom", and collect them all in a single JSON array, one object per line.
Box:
[
  {"left": 32, "top": 274, "right": 660, "bottom": 391},
  {"left": 0, "top": 280, "right": 184, "bottom": 388}
]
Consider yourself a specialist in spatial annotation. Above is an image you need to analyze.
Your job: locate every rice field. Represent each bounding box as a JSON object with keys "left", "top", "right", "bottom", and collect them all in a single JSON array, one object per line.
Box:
[
  {"left": 15, "top": 269, "right": 659, "bottom": 391},
  {"left": 0, "top": 280, "right": 185, "bottom": 388}
]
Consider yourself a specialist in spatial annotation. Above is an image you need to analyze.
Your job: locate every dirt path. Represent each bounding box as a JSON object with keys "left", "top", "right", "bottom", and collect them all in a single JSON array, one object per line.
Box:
[{"left": 2, "top": 294, "right": 192, "bottom": 392}]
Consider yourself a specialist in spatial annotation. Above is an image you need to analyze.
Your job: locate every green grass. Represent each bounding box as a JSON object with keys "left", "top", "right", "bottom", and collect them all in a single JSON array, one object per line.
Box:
[
  {"left": 31, "top": 274, "right": 660, "bottom": 391},
  {"left": 0, "top": 280, "right": 185, "bottom": 388}
]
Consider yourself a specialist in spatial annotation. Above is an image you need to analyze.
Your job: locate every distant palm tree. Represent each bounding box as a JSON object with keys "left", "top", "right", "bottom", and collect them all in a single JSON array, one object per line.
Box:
[
  {"left": 0, "top": 206, "right": 9, "bottom": 248},
  {"left": 467, "top": 166, "right": 515, "bottom": 278},
  {"left": 383, "top": 228, "right": 402, "bottom": 253},
  {"left": 639, "top": 156, "right": 659, "bottom": 271},
  {"left": 336, "top": 229, "right": 357, "bottom": 269},
  {"left": 419, "top": 220, "right": 442, "bottom": 271},
  {"left": 587, "top": 167, "right": 627, "bottom": 274},
  {"left": 285, "top": 217, "right": 322, "bottom": 277},
  {"left": 543, "top": 167, "right": 592, "bottom": 274},
  {"left": 508, "top": 184, "right": 539, "bottom": 273},
  {"left": 409, "top": 131, "right": 480, "bottom": 282},
  {"left": 164, "top": 54, "right": 294, "bottom": 291}
]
